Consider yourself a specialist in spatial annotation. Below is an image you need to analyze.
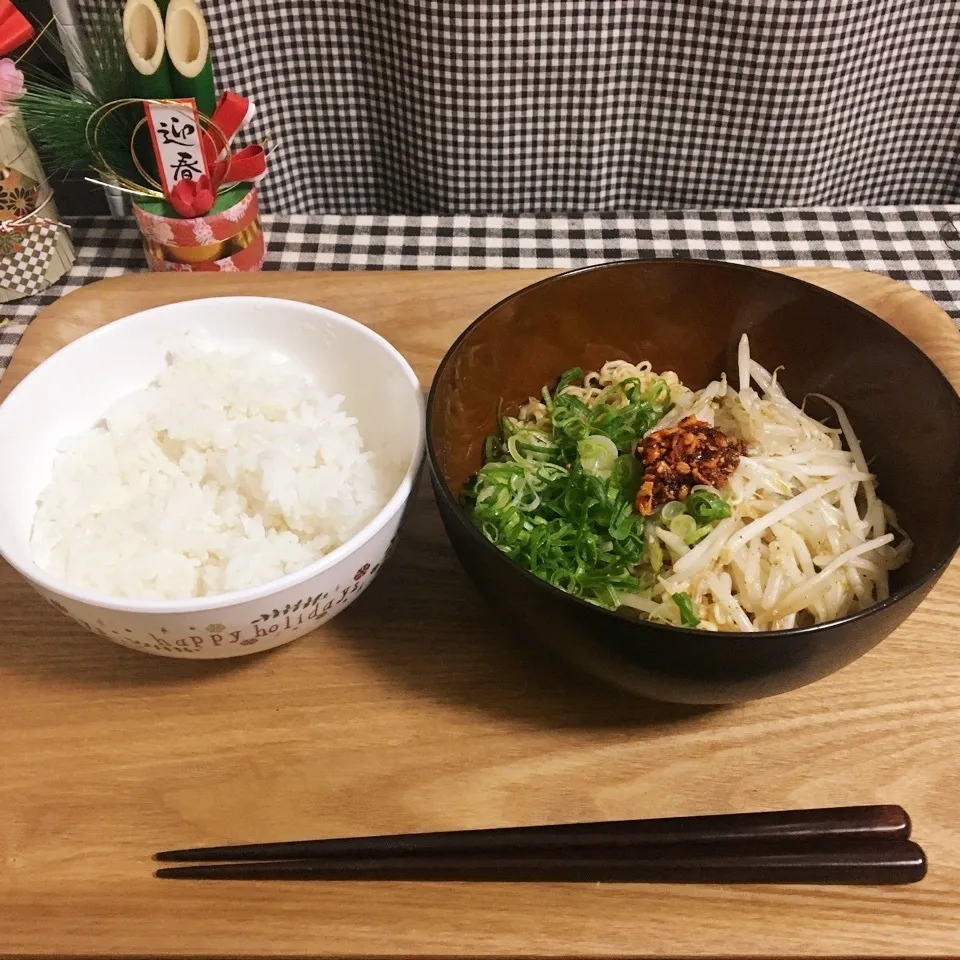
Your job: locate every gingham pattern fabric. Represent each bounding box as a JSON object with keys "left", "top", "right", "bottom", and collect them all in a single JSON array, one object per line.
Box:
[
  {"left": 0, "top": 222, "right": 59, "bottom": 298},
  {"left": 1, "top": 208, "right": 959, "bottom": 375},
  {"left": 75, "top": 0, "right": 960, "bottom": 213}
]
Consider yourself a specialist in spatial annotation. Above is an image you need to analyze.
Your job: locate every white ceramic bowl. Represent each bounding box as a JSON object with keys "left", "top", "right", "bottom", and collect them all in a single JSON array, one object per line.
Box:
[{"left": 0, "top": 296, "right": 425, "bottom": 659}]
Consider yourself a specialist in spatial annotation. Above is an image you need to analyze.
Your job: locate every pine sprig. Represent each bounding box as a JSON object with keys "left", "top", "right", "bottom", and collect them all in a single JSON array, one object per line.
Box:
[{"left": 17, "top": 2, "right": 141, "bottom": 184}]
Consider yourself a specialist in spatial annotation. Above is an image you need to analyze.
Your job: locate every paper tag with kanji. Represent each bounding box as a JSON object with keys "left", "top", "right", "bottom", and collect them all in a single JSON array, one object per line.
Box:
[{"left": 144, "top": 99, "right": 210, "bottom": 200}]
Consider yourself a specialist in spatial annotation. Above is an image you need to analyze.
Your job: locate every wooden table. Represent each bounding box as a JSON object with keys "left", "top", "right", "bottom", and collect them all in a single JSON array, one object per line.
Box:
[{"left": 2, "top": 268, "right": 959, "bottom": 958}]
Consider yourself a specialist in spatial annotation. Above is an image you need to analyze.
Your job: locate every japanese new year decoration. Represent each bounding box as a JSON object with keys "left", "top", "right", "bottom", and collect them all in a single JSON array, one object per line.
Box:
[
  {"left": 136, "top": 91, "right": 266, "bottom": 218},
  {"left": 0, "top": 0, "right": 75, "bottom": 302},
  {"left": 15, "top": 0, "right": 272, "bottom": 272}
]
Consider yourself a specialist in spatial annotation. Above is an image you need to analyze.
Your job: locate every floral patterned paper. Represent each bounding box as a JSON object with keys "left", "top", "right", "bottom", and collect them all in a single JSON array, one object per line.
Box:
[{"left": 0, "top": 164, "right": 38, "bottom": 222}]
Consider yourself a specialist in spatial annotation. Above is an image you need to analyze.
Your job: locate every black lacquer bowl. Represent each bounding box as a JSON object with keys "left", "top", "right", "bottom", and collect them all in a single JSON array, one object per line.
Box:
[{"left": 426, "top": 260, "right": 960, "bottom": 704}]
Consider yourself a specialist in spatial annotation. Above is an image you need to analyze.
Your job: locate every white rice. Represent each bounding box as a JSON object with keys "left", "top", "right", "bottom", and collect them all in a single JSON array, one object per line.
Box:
[{"left": 30, "top": 332, "right": 395, "bottom": 600}]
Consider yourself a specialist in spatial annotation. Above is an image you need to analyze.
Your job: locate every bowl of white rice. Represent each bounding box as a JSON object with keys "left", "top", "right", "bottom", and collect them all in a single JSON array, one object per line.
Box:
[{"left": 0, "top": 296, "right": 425, "bottom": 658}]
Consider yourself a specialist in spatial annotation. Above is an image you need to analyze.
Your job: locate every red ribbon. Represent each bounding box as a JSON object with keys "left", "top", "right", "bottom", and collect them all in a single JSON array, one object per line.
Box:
[
  {"left": 169, "top": 175, "right": 216, "bottom": 218},
  {"left": 216, "top": 143, "right": 267, "bottom": 186},
  {"left": 197, "top": 92, "right": 267, "bottom": 190},
  {"left": 202, "top": 91, "right": 255, "bottom": 163}
]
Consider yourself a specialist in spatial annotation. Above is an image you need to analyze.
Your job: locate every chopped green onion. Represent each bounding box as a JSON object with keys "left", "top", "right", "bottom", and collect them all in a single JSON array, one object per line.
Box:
[
  {"left": 506, "top": 430, "right": 557, "bottom": 465},
  {"left": 672, "top": 591, "right": 700, "bottom": 627},
  {"left": 483, "top": 435, "right": 502, "bottom": 463},
  {"left": 464, "top": 366, "right": 671, "bottom": 608},
  {"left": 609, "top": 499, "right": 641, "bottom": 540},
  {"left": 685, "top": 490, "right": 732, "bottom": 524},
  {"left": 661, "top": 500, "right": 685, "bottom": 521},
  {"left": 647, "top": 538, "right": 664, "bottom": 574},
  {"left": 577, "top": 434, "right": 619, "bottom": 478},
  {"left": 687, "top": 524, "right": 713, "bottom": 545},
  {"left": 669, "top": 514, "right": 699, "bottom": 543},
  {"left": 556, "top": 367, "right": 585, "bottom": 393}
]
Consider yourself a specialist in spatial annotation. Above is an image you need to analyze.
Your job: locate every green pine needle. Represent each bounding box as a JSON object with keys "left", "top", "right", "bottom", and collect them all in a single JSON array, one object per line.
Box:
[{"left": 17, "top": 1, "right": 142, "bottom": 185}]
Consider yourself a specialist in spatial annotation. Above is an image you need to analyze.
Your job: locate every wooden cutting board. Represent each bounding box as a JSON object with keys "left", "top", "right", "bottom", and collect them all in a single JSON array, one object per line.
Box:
[{"left": 1, "top": 268, "right": 959, "bottom": 959}]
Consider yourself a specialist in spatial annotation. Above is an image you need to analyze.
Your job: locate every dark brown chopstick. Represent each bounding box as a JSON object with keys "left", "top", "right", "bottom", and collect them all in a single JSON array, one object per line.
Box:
[
  {"left": 154, "top": 804, "right": 909, "bottom": 863},
  {"left": 155, "top": 839, "right": 927, "bottom": 884}
]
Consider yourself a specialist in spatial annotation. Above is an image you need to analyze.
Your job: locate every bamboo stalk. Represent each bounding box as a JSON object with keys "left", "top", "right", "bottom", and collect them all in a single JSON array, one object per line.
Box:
[
  {"left": 164, "top": 0, "right": 215, "bottom": 117},
  {"left": 122, "top": 0, "right": 172, "bottom": 101}
]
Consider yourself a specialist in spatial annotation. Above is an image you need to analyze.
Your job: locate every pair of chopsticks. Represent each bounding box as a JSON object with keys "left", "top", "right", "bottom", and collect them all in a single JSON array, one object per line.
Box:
[{"left": 155, "top": 804, "right": 926, "bottom": 884}]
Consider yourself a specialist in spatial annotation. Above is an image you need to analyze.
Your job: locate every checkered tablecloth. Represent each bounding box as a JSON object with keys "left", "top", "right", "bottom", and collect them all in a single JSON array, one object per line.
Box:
[
  {"left": 2, "top": 208, "right": 959, "bottom": 376},
  {"left": 74, "top": 0, "right": 960, "bottom": 213}
]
